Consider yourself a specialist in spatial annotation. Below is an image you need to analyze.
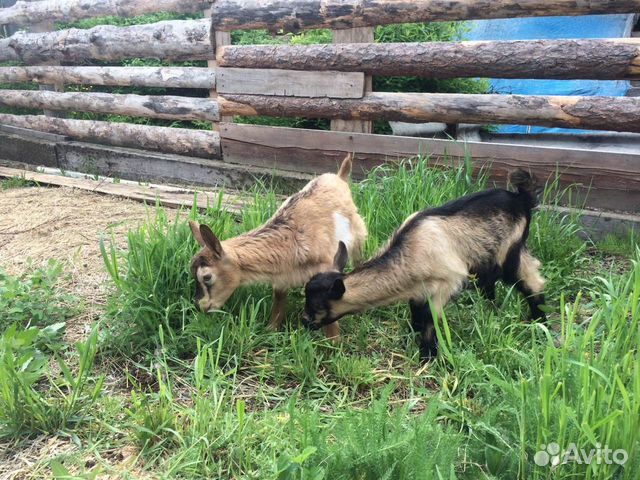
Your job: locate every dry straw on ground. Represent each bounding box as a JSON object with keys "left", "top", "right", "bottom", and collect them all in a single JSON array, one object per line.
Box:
[{"left": 0, "top": 186, "right": 176, "bottom": 342}]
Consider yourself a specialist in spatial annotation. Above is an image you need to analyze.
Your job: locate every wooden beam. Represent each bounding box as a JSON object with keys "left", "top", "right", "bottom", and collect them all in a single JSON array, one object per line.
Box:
[
  {"left": 217, "top": 68, "right": 365, "bottom": 98},
  {"left": 330, "top": 27, "right": 373, "bottom": 133},
  {"left": 0, "top": 166, "right": 246, "bottom": 214},
  {"left": 0, "top": 66, "right": 216, "bottom": 89},
  {"left": 211, "top": 0, "right": 640, "bottom": 32},
  {"left": 0, "top": 19, "right": 212, "bottom": 64},
  {"left": 0, "top": 89, "right": 219, "bottom": 122},
  {"left": 218, "top": 38, "right": 640, "bottom": 80},
  {"left": 0, "top": 114, "right": 220, "bottom": 158},
  {"left": 218, "top": 92, "right": 640, "bottom": 134},
  {"left": 0, "top": 0, "right": 210, "bottom": 27},
  {"left": 218, "top": 123, "right": 640, "bottom": 211}
]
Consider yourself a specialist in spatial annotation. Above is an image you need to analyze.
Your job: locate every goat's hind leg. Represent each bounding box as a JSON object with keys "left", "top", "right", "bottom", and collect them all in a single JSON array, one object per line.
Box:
[
  {"left": 409, "top": 299, "right": 438, "bottom": 360},
  {"left": 505, "top": 248, "right": 547, "bottom": 321}
]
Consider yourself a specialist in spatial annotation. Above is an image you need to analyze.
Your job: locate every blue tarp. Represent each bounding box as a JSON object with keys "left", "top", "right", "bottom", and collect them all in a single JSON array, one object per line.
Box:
[{"left": 466, "top": 15, "right": 635, "bottom": 134}]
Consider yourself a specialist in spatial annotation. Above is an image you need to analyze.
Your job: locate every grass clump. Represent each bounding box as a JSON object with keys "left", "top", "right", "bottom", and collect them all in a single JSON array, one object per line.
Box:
[
  {"left": 55, "top": 158, "right": 637, "bottom": 479},
  {"left": 0, "top": 260, "right": 77, "bottom": 333},
  {"left": 0, "top": 326, "right": 104, "bottom": 441}
]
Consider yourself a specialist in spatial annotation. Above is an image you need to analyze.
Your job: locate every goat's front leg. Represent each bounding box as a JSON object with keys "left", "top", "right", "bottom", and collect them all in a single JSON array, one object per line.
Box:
[
  {"left": 322, "top": 321, "right": 340, "bottom": 344},
  {"left": 267, "top": 289, "right": 288, "bottom": 330}
]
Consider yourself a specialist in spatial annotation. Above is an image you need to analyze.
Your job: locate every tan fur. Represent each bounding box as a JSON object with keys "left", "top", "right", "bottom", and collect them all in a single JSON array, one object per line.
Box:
[
  {"left": 190, "top": 155, "right": 367, "bottom": 339},
  {"left": 331, "top": 214, "right": 542, "bottom": 319},
  {"left": 518, "top": 249, "right": 545, "bottom": 295}
]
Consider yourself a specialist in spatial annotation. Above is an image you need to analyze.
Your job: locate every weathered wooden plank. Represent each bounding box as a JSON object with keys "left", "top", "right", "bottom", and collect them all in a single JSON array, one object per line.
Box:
[
  {"left": 218, "top": 92, "right": 640, "bottom": 134},
  {"left": 0, "top": 130, "right": 59, "bottom": 168},
  {"left": 0, "top": 89, "right": 219, "bottom": 122},
  {"left": 330, "top": 27, "right": 373, "bottom": 133},
  {"left": 0, "top": 0, "right": 210, "bottom": 28},
  {"left": 218, "top": 38, "right": 640, "bottom": 80},
  {"left": 217, "top": 68, "right": 365, "bottom": 98},
  {"left": 0, "top": 114, "right": 220, "bottom": 158},
  {"left": 0, "top": 166, "right": 247, "bottom": 214},
  {"left": 0, "top": 133, "right": 309, "bottom": 191},
  {"left": 0, "top": 66, "right": 216, "bottom": 89},
  {"left": 219, "top": 123, "right": 640, "bottom": 211},
  {"left": 0, "top": 19, "right": 212, "bottom": 64},
  {"left": 211, "top": 0, "right": 640, "bottom": 32}
]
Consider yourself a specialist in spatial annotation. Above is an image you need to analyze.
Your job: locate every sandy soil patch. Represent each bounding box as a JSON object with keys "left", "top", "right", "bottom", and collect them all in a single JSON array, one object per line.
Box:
[{"left": 0, "top": 186, "right": 176, "bottom": 343}]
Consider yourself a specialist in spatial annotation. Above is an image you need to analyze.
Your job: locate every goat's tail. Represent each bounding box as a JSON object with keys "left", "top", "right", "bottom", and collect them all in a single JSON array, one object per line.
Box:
[
  {"left": 337, "top": 154, "right": 353, "bottom": 182},
  {"left": 509, "top": 169, "right": 539, "bottom": 207}
]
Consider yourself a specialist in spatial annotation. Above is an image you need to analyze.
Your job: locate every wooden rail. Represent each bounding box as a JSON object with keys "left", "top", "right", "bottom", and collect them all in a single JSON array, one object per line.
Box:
[
  {"left": 0, "top": 66, "right": 216, "bottom": 89},
  {"left": 218, "top": 39, "right": 640, "bottom": 80},
  {"left": 4, "top": 89, "right": 640, "bottom": 134},
  {"left": 0, "top": 90, "right": 220, "bottom": 122},
  {"left": 0, "top": 0, "right": 210, "bottom": 27},
  {"left": 211, "top": 0, "right": 640, "bottom": 32},
  {"left": 218, "top": 93, "right": 640, "bottom": 134},
  {"left": 0, "top": 114, "right": 220, "bottom": 158},
  {"left": 0, "top": 19, "right": 212, "bottom": 64}
]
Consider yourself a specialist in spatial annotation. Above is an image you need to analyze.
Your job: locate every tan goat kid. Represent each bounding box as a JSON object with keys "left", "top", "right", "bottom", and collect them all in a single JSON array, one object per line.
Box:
[{"left": 189, "top": 155, "right": 367, "bottom": 340}]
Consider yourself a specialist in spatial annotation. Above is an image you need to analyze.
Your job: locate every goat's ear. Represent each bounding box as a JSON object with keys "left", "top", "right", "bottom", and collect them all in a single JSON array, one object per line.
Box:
[
  {"left": 199, "top": 224, "right": 224, "bottom": 258},
  {"left": 333, "top": 241, "right": 349, "bottom": 272},
  {"left": 189, "top": 221, "right": 205, "bottom": 247},
  {"left": 329, "top": 278, "right": 345, "bottom": 300}
]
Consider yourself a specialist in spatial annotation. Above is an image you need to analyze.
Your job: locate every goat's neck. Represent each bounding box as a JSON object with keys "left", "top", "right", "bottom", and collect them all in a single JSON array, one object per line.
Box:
[{"left": 333, "top": 266, "right": 408, "bottom": 317}]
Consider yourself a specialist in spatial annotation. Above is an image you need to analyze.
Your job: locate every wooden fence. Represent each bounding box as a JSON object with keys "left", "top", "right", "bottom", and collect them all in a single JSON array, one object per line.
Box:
[{"left": 1, "top": 0, "right": 640, "bottom": 214}]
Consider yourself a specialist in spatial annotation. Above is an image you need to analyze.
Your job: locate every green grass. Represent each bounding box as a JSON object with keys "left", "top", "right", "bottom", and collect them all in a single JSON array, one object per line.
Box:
[
  {"left": 2, "top": 159, "right": 638, "bottom": 479},
  {"left": 0, "top": 175, "right": 38, "bottom": 190}
]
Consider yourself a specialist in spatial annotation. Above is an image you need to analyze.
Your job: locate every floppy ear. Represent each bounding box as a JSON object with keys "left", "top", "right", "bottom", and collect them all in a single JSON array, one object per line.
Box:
[
  {"left": 333, "top": 241, "right": 349, "bottom": 272},
  {"left": 199, "top": 224, "right": 224, "bottom": 258},
  {"left": 329, "top": 278, "right": 346, "bottom": 300},
  {"left": 189, "top": 221, "right": 205, "bottom": 247}
]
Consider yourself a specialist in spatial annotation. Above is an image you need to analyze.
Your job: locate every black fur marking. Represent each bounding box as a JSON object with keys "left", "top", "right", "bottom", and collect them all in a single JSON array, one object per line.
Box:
[
  {"left": 409, "top": 300, "right": 438, "bottom": 360},
  {"left": 303, "top": 271, "right": 346, "bottom": 329},
  {"left": 194, "top": 281, "right": 205, "bottom": 306},
  {"left": 354, "top": 188, "right": 532, "bottom": 275}
]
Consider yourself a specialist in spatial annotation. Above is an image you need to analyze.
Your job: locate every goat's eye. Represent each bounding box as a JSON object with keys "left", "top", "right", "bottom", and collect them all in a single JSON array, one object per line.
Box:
[{"left": 202, "top": 274, "right": 213, "bottom": 286}]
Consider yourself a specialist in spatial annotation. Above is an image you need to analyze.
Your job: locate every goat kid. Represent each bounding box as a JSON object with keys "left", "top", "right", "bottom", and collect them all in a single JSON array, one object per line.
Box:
[
  {"left": 302, "top": 170, "right": 546, "bottom": 358},
  {"left": 189, "top": 154, "right": 367, "bottom": 341}
]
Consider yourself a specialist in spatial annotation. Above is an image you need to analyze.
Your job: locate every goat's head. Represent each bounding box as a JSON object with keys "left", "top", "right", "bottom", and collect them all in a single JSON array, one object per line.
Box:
[
  {"left": 189, "top": 221, "right": 240, "bottom": 313},
  {"left": 302, "top": 241, "right": 348, "bottom": 329}
]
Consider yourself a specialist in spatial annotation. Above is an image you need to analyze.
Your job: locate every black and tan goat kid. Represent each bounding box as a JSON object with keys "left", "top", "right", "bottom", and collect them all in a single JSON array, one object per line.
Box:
[
  {"left": 302, "top": 170, "right": 546, "bottom": 358},
  {"left": 189, "top": 155, "right": 367, "bottom": 341}
]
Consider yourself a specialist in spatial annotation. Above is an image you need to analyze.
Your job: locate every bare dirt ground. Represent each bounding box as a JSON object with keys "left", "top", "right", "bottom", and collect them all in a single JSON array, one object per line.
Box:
[
  {"left": 0, "top": 186, "right": 174, "bottom": 479},
  {"left": 0, "top": 186, "right": 173, "bottom": 342}
]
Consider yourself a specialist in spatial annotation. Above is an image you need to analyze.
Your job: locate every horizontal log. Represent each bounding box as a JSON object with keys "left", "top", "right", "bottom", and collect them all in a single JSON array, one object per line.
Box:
[
  {"left": 219, "top": 38, "right": 640, "bottom": 80},
  {"left": 0, "top": 66, "right": 216, "bottom": 89},
  {"left": 0, "top": 0, "right": 210, "bottom": 28},
  {"left": 0, "top": 19, "right": 211, "bottom": 64},
  {"left": 217, "top": 68, "right": 365, "bottom": 98},
  {"left": 218, "top": 92, "right": 640, "bottom": 134},
  {"left": 211, "top": 0, "right": 640, "bottom": 32},
  {"left": 219, "top": 123, "right": 640, "bottom": 211},
  {"left": 0, "top": 90, "right": 219, "bottom": 122},
  {"left": 0, "top": 114, "right": 220, "bottom": 158}
]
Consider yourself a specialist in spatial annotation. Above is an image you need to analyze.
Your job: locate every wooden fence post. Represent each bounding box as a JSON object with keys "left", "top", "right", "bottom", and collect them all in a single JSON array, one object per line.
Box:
[
  {"left": 30, "top": 19, "right": 65, "bottom": 118},
  {"left": 330, "top": 27, "right": 373, "bottom": 134},
  {"left": 206, "top": 7, "right": 232, "bottom": 131}
]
